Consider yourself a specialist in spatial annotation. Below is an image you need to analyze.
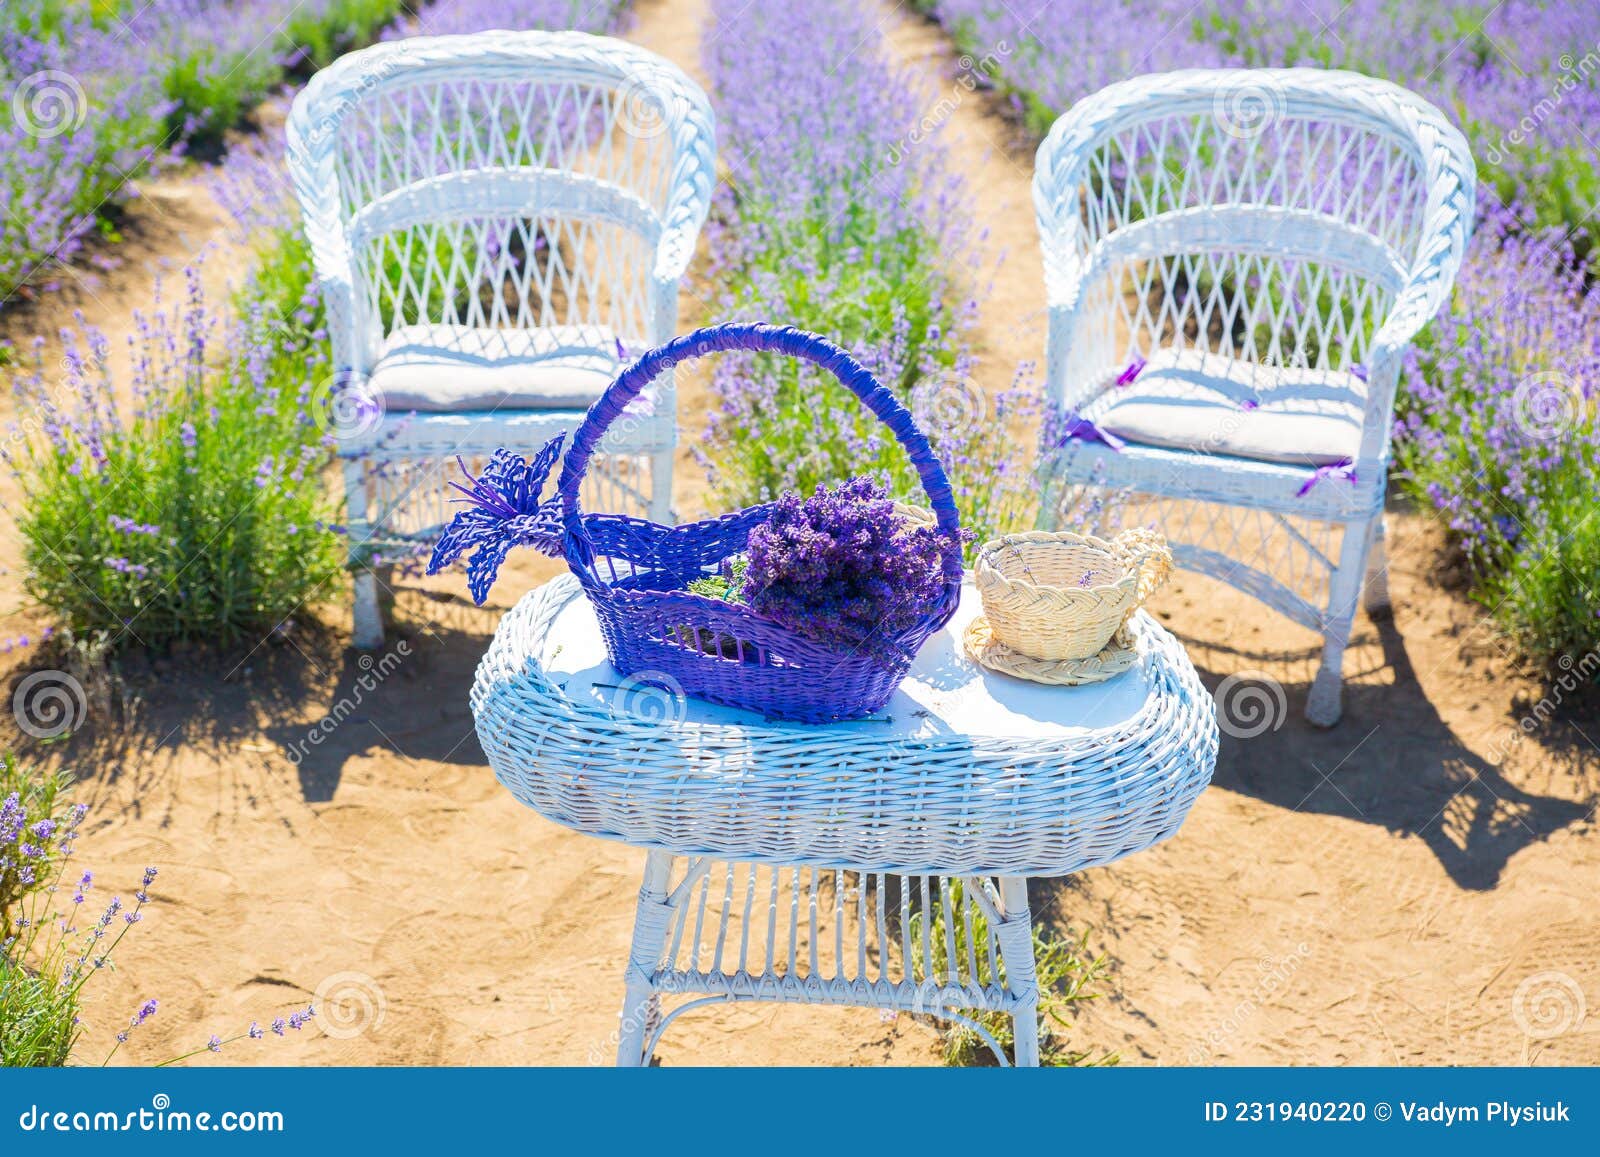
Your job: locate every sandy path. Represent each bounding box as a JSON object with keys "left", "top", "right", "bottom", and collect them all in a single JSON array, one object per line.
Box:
[{"left": 875, "top": 2, "right": 1600, "bottom": 1065}]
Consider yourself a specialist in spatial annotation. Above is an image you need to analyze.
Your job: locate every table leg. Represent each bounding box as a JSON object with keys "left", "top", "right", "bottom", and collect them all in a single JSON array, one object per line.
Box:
[
  {"left": 616, "top": 850, "right": 676, "bottom": 1067},
  {"left": 995, "top": 876, "right": 1041, "bottom": 1068}
]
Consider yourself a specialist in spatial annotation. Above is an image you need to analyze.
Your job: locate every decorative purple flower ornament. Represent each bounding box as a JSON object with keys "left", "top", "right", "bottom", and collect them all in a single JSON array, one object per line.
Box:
[{"left": 426, "top": 434, "right": 568, "bottom": 604}]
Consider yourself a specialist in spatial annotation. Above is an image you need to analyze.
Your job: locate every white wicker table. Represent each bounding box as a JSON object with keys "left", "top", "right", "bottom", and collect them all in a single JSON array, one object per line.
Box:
[{"left": 472, "top": 575, "right": 1218, "bottom": 1065}]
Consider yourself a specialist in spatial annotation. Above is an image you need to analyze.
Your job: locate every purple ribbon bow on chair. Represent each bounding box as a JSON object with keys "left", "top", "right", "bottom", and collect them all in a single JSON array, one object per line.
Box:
[
  {"left": 1058, "top": 410, "right": 1126, "bottom": 452},
  {"left": 1295, "top": 457, "right": 1357, "bottom": 497},
  {"left": 1115, "top": 356, "right": 1147, "bottom": 386}
]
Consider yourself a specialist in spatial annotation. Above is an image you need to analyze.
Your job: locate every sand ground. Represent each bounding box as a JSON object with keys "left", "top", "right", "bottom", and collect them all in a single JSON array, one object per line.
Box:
[{"left": 0, "top": 0, "right": 1594, "bottom": 1067}]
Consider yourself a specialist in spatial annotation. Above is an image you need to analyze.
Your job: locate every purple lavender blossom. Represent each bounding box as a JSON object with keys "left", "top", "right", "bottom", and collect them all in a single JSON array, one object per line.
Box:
[{"left": 740, "top": 477, "right": 961, "bottom": 658}]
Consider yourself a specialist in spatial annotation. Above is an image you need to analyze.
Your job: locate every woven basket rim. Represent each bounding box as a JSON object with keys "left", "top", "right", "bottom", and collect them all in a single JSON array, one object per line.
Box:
[{"left": 974, "top": 530, "right": 1141, "bottom": 601}]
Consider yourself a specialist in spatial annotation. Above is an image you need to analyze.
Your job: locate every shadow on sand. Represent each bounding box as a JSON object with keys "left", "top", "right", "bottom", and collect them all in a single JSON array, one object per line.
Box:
[{"left": 1180, "top": 613, "right": 1592, "bottom": 891}]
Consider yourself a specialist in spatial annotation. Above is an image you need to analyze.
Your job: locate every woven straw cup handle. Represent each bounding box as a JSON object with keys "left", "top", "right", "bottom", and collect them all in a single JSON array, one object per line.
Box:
[
  {"left": 554, "top": 322, "right": 964, "bottom": 566},
  {"left": 1111, "top": 527, "right": 1172, "bottom": 607}
]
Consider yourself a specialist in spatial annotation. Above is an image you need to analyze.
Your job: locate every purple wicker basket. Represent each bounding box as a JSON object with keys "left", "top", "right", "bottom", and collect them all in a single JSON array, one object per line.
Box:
[{"left": 555, "top": 322, "right": 964, "bottom": 723}]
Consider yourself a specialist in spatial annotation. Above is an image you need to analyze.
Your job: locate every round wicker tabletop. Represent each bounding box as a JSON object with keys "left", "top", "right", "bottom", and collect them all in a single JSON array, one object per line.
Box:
[{"left": 472, "top": 574, "right": 1218, "bottom": 877}]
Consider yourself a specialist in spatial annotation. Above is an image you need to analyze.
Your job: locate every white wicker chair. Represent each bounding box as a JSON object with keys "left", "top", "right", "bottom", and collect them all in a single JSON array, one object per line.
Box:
[
  {"left": 286, "top": 31, "right": 715, "bottom": 646},
  {"left": 1033, "top": 69, "right": 1475, "bottom": 725}
]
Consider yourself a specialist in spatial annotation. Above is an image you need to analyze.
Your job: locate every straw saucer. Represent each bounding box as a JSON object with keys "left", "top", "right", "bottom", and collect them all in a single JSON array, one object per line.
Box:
[{"left": 962, "top": 614, "right": 1139, "bottom": 686}]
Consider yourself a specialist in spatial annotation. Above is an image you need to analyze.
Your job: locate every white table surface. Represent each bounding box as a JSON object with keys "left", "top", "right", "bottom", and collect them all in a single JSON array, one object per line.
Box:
[{"left": 532, "top": 579, "right": 1157, "bottom": 741}]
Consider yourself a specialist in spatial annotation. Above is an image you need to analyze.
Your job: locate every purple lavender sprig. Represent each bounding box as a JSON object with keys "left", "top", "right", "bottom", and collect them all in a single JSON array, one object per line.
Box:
[{"left": 426, "top": 435, "right": 568, "bottom": 604}]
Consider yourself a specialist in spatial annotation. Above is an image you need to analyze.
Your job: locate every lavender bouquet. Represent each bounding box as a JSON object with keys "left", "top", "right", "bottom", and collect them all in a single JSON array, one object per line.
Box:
[{"left": 692, "top": 477, "right": 965, "bottom": 661}]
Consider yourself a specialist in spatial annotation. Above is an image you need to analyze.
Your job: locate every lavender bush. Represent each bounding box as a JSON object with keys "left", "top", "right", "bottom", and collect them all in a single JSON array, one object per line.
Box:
[
  {"left": 0, "top": 761, "right": 80, "bottom": 933},
  {"left": 131, "top": 0, "right": 408, "bottom": 146},
  {"left": 6, "top": 265, "right": 341, "bottom": 647},
  {"left": 1395, "top": 208, "right": 1600, "bottom": 659},
  {"left": 917, "top": 1, "right": 1600, "bottom": 247},
  {"left": 698, "top": 0, "right": 1041, "bottom": 551},
  {"left": 0, "top": 3, "right": 171, "bottom": 305},
  {"left": 395, "top": 0, "right": 633, "bottom": 37},
  {"left": 0, "top": 0, "right": 424, "bottom": 309}
]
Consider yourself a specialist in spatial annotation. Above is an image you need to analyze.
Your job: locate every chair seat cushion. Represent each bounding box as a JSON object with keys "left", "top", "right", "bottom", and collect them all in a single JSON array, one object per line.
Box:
[
  {"left": 1089, "top": 349, "right": 1368, "bottom": 467},
  {"left": 369, "top": 324, "right": 623, "bottom": 412}
]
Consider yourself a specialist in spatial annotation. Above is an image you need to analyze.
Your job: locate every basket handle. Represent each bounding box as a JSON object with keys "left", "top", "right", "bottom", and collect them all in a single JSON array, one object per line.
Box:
[
  {"left": 556, "top": 322, "right": 963, "bottom": 546},
  {"left": 1113, "top": 527, "right": 1172, "bottom": 605}
]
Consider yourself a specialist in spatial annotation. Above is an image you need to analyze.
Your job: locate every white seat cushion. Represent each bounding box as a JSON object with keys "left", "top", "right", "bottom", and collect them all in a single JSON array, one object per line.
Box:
[
  {"left": 369, "top": 323, "right": 622, "bottom": 412},
  {"left": 1089, "top": 349, "right": 1368, "bottom": 467}
]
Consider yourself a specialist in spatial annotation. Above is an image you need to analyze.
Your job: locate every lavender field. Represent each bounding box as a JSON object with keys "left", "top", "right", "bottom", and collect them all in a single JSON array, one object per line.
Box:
[{"left": 0, "top": 0, "right": 1596, "bottom": 1072}]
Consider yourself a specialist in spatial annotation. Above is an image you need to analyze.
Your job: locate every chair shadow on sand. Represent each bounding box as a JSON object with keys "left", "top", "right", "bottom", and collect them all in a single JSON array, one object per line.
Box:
[
  {"left": 7, "top": 587, "right": 507, "bottom": 810},
  {"left": 1179, "top": 612, "right": 1593, "bottom": 892},
  {"left": 260, "top": 588, "right": 506, "bottom": 802}
]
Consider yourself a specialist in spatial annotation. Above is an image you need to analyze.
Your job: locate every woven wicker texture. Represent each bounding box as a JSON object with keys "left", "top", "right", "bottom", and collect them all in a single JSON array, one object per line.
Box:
[
  {"left": 974, "top": 528, "right": 1171, "bottom": 661},
  {"left": 616, "top": 858, "right": 1044, "bottom": 1065},
  {"left": 962, "top": 617, "right": 1137, "bottom": 686},
  {"left": 1032, "top": 67, "right": 1476, "bottom": 724},
  {"left": 554, "top": 323, "right": 964, "bottom": 724},
  {"left": 472, "top": 575, "right": 1219, "bottom": 877},
  {"left": 285, "top": 31, "right": 716, "bottom": 645}
]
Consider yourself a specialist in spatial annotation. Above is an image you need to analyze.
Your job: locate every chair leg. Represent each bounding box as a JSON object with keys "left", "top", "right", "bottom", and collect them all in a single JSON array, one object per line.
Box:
[
  {"left": 1306, "top": 515, "right": 1375, "bottom": 728},
  {"left": 351, "top": 569, "right": 385, "bottom": 650},
  {"left": 648, "top": 446, "right": 674, "bottom": 524},
  {"left": 995, "top": 877, "right": 1041, "bottom": 1068},
  {"left": 1033, "top": 464, "right": 1066, "bottom": 532},
  {"left": 1362, "top": 515, "right": 1392, "bottom": 619},
  {"left": 617, "top": 851, "right": 676, "bottom": 1067},
  {"left": 343, "top": 458, "right": 385, "bottom": 650}
]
